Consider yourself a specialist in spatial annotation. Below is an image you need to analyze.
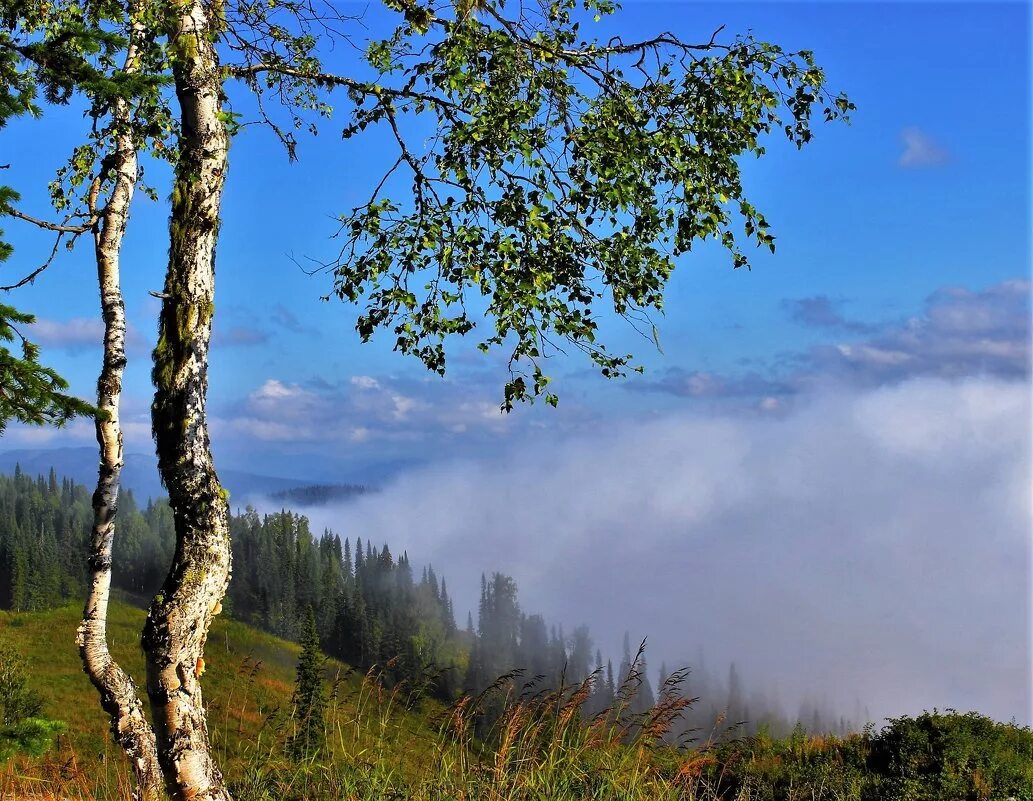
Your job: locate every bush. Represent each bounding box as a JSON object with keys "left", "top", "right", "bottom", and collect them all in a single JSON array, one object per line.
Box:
[
  {"left": 867, "top": 710, "right": 1033, "bottom": 801},
  {"left": 0, "top": 639, "right": 65, "bottom": 761},
  {"left": 703, "top": 712, "right": 1033, "bottom": 801}
]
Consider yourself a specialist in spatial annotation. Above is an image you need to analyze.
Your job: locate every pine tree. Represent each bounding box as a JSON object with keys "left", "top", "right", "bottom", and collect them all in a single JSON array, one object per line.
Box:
[
  {"left": 605, "top": 659, "right": 616, "bottom": 715},
  {"left": 342, "top": 537, "right": 352, "bottom": 582},
  {"left": 728, "top": 662, "right": 744, "bottom": 724},
  {"left": 288, "top": 607, "right": 326, "bottom": 759},
  {"left": 637, "top": 657, "right": 656, "bottom": 712},
  {"left": 0, "top": 639, "right": 65, "bottom": 761}
]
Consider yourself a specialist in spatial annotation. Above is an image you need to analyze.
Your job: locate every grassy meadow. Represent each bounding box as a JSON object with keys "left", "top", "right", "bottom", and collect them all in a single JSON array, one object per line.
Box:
[
  {"left": 2, "top": 601, "right": 1031, "bottom": 801},
  {"left": 0, "top": 600, "right": 444, "bottom": 799}
]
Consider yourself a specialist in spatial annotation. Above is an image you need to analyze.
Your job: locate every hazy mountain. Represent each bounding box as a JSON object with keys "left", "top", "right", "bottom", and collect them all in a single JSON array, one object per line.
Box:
[
  {"left": 267, "top": 483, "right": 373, "bottom": 507},
  {"left": 0, "top": 447, "right": 314, "bottom": 501}
]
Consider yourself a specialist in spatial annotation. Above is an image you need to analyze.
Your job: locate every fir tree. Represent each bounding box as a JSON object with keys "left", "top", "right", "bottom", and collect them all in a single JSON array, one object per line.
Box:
[
  {"left": 288, "top": 607, "right": 326, "bottom": 759},
  {"left": 0, "top": 640, "right": 64, "bottom": 761}
]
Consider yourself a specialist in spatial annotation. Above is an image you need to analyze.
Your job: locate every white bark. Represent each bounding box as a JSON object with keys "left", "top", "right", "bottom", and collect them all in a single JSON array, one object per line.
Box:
[
  {"left": 142, "top": 2, "right": 233, "bottom": 798},
  {"left": 75, "top": 9, "right": 163, "bottom": 799}
]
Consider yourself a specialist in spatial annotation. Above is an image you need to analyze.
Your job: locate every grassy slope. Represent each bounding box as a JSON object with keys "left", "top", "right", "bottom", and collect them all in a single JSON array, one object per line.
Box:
[
  {"left": 0, "top": 600, "right": 444, "bottom": 798},
  {"left": 7, "top": 604, "right": 1030, "bottom": 801}
]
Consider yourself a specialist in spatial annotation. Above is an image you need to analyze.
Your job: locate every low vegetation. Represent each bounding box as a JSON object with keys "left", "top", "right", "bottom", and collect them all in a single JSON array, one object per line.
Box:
[
  {"left": 0, "top": 638, "right": 65, "bottom": 763},
  {"left": 2, "top": 603, "right": 1030, "bottom": 801},
  {"left": 0, "top": 602, "right": 442, "bottom": 799}
]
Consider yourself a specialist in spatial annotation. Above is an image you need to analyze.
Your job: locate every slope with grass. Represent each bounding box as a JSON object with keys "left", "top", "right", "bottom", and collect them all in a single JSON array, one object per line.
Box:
[
  {"left": 0, "top": 600, "right": 444, "bottom": 799},
  {"left": 4, "top": 602, "right": 1032, "bottom": 801}
]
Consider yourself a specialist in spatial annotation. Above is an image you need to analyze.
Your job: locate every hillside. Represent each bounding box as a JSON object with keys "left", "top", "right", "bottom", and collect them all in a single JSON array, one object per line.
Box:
[
  {"left": 0, "top": 466, "right": 851, "bottom": 740},
  {"left": 2, "top": 475, "right": 1031, "bottom": 801},
  {"left": 0, "top": 448, "right": 317, "bottom": 502},
  {"left": 0, "top": 600, "right": 444, "bottom": 799},
  {"left": 6, "top": 604, "right": 1033, "bottom": 801}
]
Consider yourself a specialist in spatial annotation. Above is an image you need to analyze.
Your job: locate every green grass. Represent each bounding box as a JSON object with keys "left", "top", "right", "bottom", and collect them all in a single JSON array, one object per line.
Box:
[
  {"left": 0, "top": 599, "right": 444, "bottom": 799},
  {"left": 3, "top": 603, "right": 1031, "bottom": 801}
]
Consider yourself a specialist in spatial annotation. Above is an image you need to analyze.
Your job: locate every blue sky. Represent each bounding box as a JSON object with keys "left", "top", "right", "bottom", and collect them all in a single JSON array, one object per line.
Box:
[
  {"left": 2, "top": 1, "right": 1030, "bottom": 724},
  {"left": 2, "top": 1, "right": 1028, "bottom": 479}
]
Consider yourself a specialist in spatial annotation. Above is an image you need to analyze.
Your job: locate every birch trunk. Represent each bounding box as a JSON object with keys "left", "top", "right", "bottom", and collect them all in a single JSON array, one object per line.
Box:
[
  {"left": 141, "top": 2, "right": 232, "bottom": 798},
  {"left": 75, "top": 10, "right": 164, "bottom": 800}
]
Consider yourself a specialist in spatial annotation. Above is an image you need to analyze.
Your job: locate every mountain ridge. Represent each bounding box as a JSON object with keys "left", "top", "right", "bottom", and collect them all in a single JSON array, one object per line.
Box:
[{"left": 0, "top": 446, "right": 317, "bottom": 501}]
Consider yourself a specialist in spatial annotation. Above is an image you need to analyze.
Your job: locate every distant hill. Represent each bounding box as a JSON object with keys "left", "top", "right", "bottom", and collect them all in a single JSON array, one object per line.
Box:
[
  {"left": 267, "top": 483, "right": 374, "bottom": 506},
  {"left": 0, "top": 446, "right": 315, "bottom": 501}
]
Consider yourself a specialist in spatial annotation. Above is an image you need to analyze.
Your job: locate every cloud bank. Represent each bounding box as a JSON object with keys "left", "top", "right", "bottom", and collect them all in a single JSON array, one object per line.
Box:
[
  {"left": 640, "top": 280, "right": 1030, "bottom": 402},
  {"left": 292, "top": 376, "right": 1031, "bottom": 726},
  {"left": 809, "top": 280, "right": 1030, "bottom": 385}
]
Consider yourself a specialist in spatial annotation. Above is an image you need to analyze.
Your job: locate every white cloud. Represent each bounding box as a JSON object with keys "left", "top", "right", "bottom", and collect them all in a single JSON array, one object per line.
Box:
[
  {"left": 389, "top": 393, "right": 417, "bottom": 421},
  {"left": 641, "top": 279, "right": 1030, "bottom": 400},
  {"left": 215, "top": 372, "right": 556, "bottom": 450},
  {"left": 298, "top": 377, "right": 1031, "bottom": 726},
  {"left": 350, "top": 375, "right": 381, "bottom": 390},
  {"left": 898, "top": 126, "right": 950, "bottom": 168},
  {"left": 252, "top": 378, "right": 308, "bottom": 401},
  {"left": 28, "top": 317, "right": 146, "bottom": 354},
  {"left": 2, "top": 418, "right": 95, "bottom": 445},
  {"left": 834, "top": 343, "right": 912, "bottom": 366},
  {"left": 225, "top": 417, "right": 301, "bottom": 442}
]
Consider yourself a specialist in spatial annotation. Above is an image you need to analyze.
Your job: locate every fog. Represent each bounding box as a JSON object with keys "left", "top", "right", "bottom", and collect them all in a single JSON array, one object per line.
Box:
[{"left": 263, "top": 376, "right": 1031, "bottom": 726}]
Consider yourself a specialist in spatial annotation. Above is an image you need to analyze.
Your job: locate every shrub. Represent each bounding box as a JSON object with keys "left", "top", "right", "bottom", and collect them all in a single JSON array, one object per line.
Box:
[
  {"left": 866, "top": 710, "right": 1033, "bottom": 801},
  {"left": 0, "top": 639, "right": 65, "bottom": 761}
]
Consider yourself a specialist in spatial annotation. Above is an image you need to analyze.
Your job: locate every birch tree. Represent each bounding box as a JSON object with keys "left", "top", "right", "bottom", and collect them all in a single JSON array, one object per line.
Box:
[
  {"left": 3, "top": 0, "right": 851, "bottom": 799},
  {"left": 73, "top": 7, "right": 167, "bottom": 798},
  {"left": 2, "top": 4, "right": 167, "bottom": 797}
]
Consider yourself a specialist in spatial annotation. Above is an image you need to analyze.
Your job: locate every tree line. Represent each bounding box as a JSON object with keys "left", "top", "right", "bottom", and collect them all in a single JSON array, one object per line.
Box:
[{"left": 0, "top": 466, "right": 857, "bottom": 739}]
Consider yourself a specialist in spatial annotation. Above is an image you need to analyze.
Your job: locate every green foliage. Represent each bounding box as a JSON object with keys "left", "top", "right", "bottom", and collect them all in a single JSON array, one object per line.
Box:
[
  {"left": 868, "top": 711, "right": 1033, "bottom": 801},
  {"left": 2, "top": 0, "right": 852, "bottom": 415},
  {"left": 0, "top": 0, "right": 174, "bottom": 209},
  {"left": 0, "top": 467, "right": 844, "bottom": 740},
  {"left": 0, "top": 0, "right": 139, "bottom": 114},
  {"left": 0, "top": 1, "right": 157, "bottom": 435},
  {"left": 288, "top": 606, "right": 327, "bottom": 758},
  {"left": 0, "top": 302, "right": 94, "bottom": 433},
  {"left": 3, "top": 601, "right": 1031, "bottom": 801},
  {"left": 0, "top": 1, "right": 175, "bottom": 439},
  {"left": 0, "top": 638, "right": 42, "bottom": 722},
  {"left": 0, "top": 601, "right": 447, "bottom": 799},
  {"left": 0, "top": 715, "right": 65, "bottom": 761},
  {"left": 705, "top": 713, "right": 1033, "bottom": 801},
  {"left": 324, "top": 0, "right": 854, "bottom": 407},
  {"left": 0, "top": 468, "right": 174, "bottom": 611},
  {"left": 209, "top": 0, "right": 851, "bottom": 407},
  {"left": 0, "top": 638, "right": 65, "bottom": 761}
]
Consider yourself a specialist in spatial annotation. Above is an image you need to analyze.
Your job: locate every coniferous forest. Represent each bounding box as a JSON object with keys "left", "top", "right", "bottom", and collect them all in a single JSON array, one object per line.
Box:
[{"left": 0, "top": 465, "right": 856, "bottom": 742}]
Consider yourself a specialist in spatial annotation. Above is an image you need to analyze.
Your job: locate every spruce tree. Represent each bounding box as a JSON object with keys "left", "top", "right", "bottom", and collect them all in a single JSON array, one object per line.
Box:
[
  {"left": 0, "top": 639, "right": 64, "bottom": 761},
  {"left": 288, "top": 607, "right": 326, "bottom": 759}
]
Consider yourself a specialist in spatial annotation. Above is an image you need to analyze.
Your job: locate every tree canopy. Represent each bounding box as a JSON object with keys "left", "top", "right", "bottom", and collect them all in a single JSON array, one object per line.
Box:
[
  {"left": 221, "top": 0, "right": 853, "bottom": 406},
  {"left": 2, "top": 0, "right": 852, "bottom": 409}
]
